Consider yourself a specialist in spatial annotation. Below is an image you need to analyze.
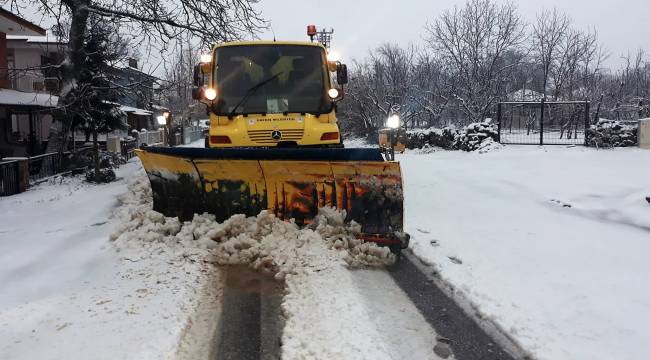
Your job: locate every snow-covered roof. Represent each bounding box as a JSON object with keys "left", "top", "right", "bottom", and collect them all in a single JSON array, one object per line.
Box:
[
  {"left": 120, "top": 105, "right": 152, "bottom": 116},
  {"left": 110, "top": 63, "right": 158, "bottom": 80},
  {"left": 508, "top": 89, "right": 544, "bottom": 101},
  {"left": 0, "top": 89, "right": 58, "bottom": 108},
  {"left": 151, "top": 104, "right": 169, "bottom": 111},
  {"left": 0, "top": 8, "right": 45, "bottom": 36},
  {"left": 6, "top": 34, "right": 65, "bottom": 44}
]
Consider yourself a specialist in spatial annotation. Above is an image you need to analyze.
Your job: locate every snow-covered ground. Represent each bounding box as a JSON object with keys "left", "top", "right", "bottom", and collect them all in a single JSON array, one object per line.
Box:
[
  {"left": 0, "top": 146, "right": 448, "bottom": 360},
  {"left": 399, "top": 146, "right": 650, "bottom": 360},
  {"left": 0, "top": 161, "right": 220, "bottom": 360},
  {"left": 7, "top": 138, "right": 645, "bottom": 360}
]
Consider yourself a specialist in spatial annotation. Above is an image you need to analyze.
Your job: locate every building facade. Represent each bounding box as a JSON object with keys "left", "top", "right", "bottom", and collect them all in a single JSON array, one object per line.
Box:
[{"left": 0, "top": 8, "right": 58, "bottom": 158}]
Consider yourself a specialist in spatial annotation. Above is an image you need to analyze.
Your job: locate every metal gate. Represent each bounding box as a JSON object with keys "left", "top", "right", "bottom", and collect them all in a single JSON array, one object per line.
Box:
[
  {"left": 497, "top": 100, "right": 590, "bottom": 145},
  {"left": 0, "top": 160, "right": 20, "bottom": 196}
]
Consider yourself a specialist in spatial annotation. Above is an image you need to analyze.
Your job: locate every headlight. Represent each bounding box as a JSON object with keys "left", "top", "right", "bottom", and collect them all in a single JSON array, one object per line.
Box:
[
  {"left": 204, "top": 88, "right": 217, "bottom": 101},
  {"left": 156, "top": 116, "right": 166, "bottom": 125},
  {"left": 200, "top": 54, "right": 212, "bottom": 63},
  {"left": 328, "top": 88, "right": 340, "bottom": 99},
  {"left": 327, "top": 51, "right": 341, "bottom": 62},
  {"left": 386, "top": 114, "right": 400, "bottom": 129}
]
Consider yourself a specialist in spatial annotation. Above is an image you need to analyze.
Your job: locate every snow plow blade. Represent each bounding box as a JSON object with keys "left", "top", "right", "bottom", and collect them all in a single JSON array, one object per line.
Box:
[{"left": 136, "top": 147, "right": 408, "bottom": 248}]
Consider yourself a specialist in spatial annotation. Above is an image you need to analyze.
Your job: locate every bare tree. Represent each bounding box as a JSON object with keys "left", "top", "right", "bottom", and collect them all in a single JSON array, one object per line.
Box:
[
  {"left": 578, "top": 30, "right": 607, "bottom": 103},
  {"left": 410, "top": 52, "right": 453, "bottom": 128},
  {"left": 531, "top": 8, "right": 571, "bottom": 98},
  {"left": 160, "top": 36, "right": 203, "bottom": 126},
  {"left": 424, "top": 0, "right": 526, "bottom": 122},
  {"left": 4, "top": 0, "right": 266, "bottom": 151},
  {"left": 343, "top": 44, "right": 419, "bottom": 134}
]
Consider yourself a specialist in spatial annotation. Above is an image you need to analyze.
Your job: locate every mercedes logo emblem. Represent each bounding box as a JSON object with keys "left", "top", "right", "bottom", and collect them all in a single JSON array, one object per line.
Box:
[{"left": 271, "top": 130, "right": 282, "bottom": 140}]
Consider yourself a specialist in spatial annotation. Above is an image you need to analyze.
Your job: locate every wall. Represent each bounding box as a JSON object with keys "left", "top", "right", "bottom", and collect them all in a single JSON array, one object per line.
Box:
[{"left": 7, "top": 40, "right": 63, "bottom": 94}]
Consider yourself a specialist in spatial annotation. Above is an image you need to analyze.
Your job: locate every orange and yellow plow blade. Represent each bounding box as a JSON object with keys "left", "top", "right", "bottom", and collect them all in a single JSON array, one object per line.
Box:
[{"left": 136, "top": 147, "right": 407, "bottom": 247}]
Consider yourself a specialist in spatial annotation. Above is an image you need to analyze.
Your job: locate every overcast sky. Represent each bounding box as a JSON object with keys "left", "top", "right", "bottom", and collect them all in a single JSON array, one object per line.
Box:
[
  {"left": 257, "top": 0, "right": 650, "bottom": 67},
  {"left": 13, "top": 0, "right": 650, "bottom": 71}
]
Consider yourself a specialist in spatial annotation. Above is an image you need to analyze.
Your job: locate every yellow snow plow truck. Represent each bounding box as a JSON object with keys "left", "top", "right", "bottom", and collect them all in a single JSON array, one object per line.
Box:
[{"left": 136, "top": 35, "right": 409, "bottom": 252}]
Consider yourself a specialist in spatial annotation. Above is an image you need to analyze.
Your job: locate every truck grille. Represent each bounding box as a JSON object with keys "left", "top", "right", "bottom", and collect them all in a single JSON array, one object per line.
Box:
[{"left": 247, "top": 129, "right": 304, "bottom": 144}]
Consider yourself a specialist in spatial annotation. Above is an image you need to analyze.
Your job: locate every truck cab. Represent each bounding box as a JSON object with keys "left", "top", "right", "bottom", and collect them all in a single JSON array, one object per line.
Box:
[{"left": 193, "top": 41, "right": 348, "bottom": 148}]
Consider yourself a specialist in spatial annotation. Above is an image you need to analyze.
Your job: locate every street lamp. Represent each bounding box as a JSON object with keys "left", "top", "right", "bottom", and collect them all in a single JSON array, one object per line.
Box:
[{"left": 386, "top": 114, "right": 401, "bottom": 129}]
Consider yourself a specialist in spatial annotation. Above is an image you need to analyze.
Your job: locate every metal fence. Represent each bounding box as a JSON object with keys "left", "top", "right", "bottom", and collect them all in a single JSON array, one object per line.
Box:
[
  {"left": 135, "top": 130, "right": 164, "bottom": 147},
  {"left": 121, "top": 138, "right": 137, "bottom": 160},
  {"left": 0, "top": 160, "right": 20, "bottom": 196},
  {"left": 497, "top": 100, "right": 590, "bottom": 145},
  {"left": 183, "top": 126, "right": 204, "bottom": 145},
  {"left": 28, "top": 152, "right": 69, "bottom": 182}
]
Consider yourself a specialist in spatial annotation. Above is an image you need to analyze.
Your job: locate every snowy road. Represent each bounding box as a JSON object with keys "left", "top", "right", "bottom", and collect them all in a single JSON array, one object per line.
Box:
[
  {"left": 210, "top": 256, "right": 516, "bottom": 360},
  {"left": 389, "top": 254, "right": 519, "bottom": 360},
  {"left": 215, "top": 266, "right": 283, "bottom": 360},
  {"left": 1, "top": 149, "right": 505, "bottom": 360},
  {"left": 4, "top": 140, "right": 647, "bottom": 360}
]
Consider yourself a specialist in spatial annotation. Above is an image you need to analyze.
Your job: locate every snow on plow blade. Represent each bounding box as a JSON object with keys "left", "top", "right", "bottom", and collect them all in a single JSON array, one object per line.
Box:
[{"left": 136, "top": 147, "right": 408, "bottom": 247}]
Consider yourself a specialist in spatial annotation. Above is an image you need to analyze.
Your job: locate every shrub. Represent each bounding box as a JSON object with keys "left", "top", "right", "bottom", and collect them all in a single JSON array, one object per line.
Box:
[
  {"left": 403, "top": 120, "right": 499, "bottom": 152},
  {"left": 586, "top": 119, "right": 638, "bottom": 148},
  {"left": 405, "top": 127, "right": 458, "bottom": 149},
  {"left": 453, "top": 121, "right": 499, "bottom": 151},
  {"left": 85, "top": 168, "right": 117, "bottom": 183}
]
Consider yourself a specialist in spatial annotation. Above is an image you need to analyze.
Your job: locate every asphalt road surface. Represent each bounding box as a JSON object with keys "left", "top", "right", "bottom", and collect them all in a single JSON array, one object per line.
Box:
[
  {"left": 388, "top": 253, "right": 520, "bottom": 360},
  {"left": 215, "top": 256, "right": 521, "bottom": 360}
]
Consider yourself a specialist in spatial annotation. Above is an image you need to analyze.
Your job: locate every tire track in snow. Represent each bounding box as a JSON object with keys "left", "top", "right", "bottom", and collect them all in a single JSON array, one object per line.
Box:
[
  {"left": 215, "top": 266, "right": 283, "bottom": 360},
  {"left": 388, "top": 253, "right": 524, "bottom": 360}
]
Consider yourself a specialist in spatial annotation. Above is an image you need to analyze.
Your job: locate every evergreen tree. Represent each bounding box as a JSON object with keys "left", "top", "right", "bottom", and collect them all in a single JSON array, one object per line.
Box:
[{"left": 64, "top": 16, "right": 128, "bottom": 182}]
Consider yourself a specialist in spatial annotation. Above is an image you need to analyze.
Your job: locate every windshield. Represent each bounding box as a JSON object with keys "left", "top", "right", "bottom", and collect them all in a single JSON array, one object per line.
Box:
[{"left": 213, "top": 45, "right": 331, "bottom": 116}]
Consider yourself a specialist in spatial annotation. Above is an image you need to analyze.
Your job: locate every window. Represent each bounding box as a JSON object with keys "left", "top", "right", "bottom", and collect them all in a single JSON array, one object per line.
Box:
[
  {"left": 44, "top": 78, "right": 60, "bottom": 93},
  {"left": 213, "top": 45, "right": 331, "bottom": 116},
  {"left": 10, "top": 113, "right": 30, "bottom": 143},
  {"left": 33, "top": 81, "right": 45, "bottom": 92}
]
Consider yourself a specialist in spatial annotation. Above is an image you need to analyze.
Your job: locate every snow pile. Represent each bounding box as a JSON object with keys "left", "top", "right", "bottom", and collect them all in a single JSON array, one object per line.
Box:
[
  {"left": 342, "top": 136, "right": 376, "bottom": 148},
  {"left": 453, "top": 120, "right": 500, "bottom": 151},
  {"left": 586, "top": 119, "right": 638, "bottom": 148},
  {"left": 405, "top": 127, "right": 456, "bottom": 150},
  {"left": 108, "top": 173, "right": 405, "bottom": 359},
  {"left": 110, "top": 175, "right": 395, "bottom": 281}
]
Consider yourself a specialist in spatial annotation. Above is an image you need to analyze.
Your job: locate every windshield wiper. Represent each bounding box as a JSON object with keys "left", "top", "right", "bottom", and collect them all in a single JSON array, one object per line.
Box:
[{"left": 227, "top": 72, "right": 283, "bottom": 119}]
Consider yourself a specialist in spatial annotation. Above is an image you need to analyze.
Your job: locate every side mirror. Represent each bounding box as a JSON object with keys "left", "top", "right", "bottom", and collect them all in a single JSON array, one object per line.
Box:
[
  {"left": 192, "top": 86, "right": 202, "bottom": 100},
  {"left": 336, "top": 63, "right": 348, "bottom": 85}
]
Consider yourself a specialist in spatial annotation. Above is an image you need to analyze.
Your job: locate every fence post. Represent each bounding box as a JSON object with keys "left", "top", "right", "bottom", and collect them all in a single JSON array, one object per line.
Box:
[
  {"left": 15, "top": 158, "right": 29, "bottom": 193},
  {"left": 584, "top": 101, "right": 590, "bottom": 146},
  {"left": 496, "top": 102, "right": 502, "bottom": 143},
  {"left": 539, "top": 96, "right": 546, "bottom": 145}
]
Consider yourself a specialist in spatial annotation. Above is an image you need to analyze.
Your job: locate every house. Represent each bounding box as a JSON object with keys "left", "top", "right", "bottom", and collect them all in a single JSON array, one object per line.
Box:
[
  {"left": 507, "top": 89, "right": 544, "bottom": 102},
  {"left": 108, "top": 59, "right": 157, "bottom": 131},
  {"left": 0, "top": 9, "right": 162, "bottom": 156},
  {"left": 0, "top": 8, "right": 59, "bottom": 157}
]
